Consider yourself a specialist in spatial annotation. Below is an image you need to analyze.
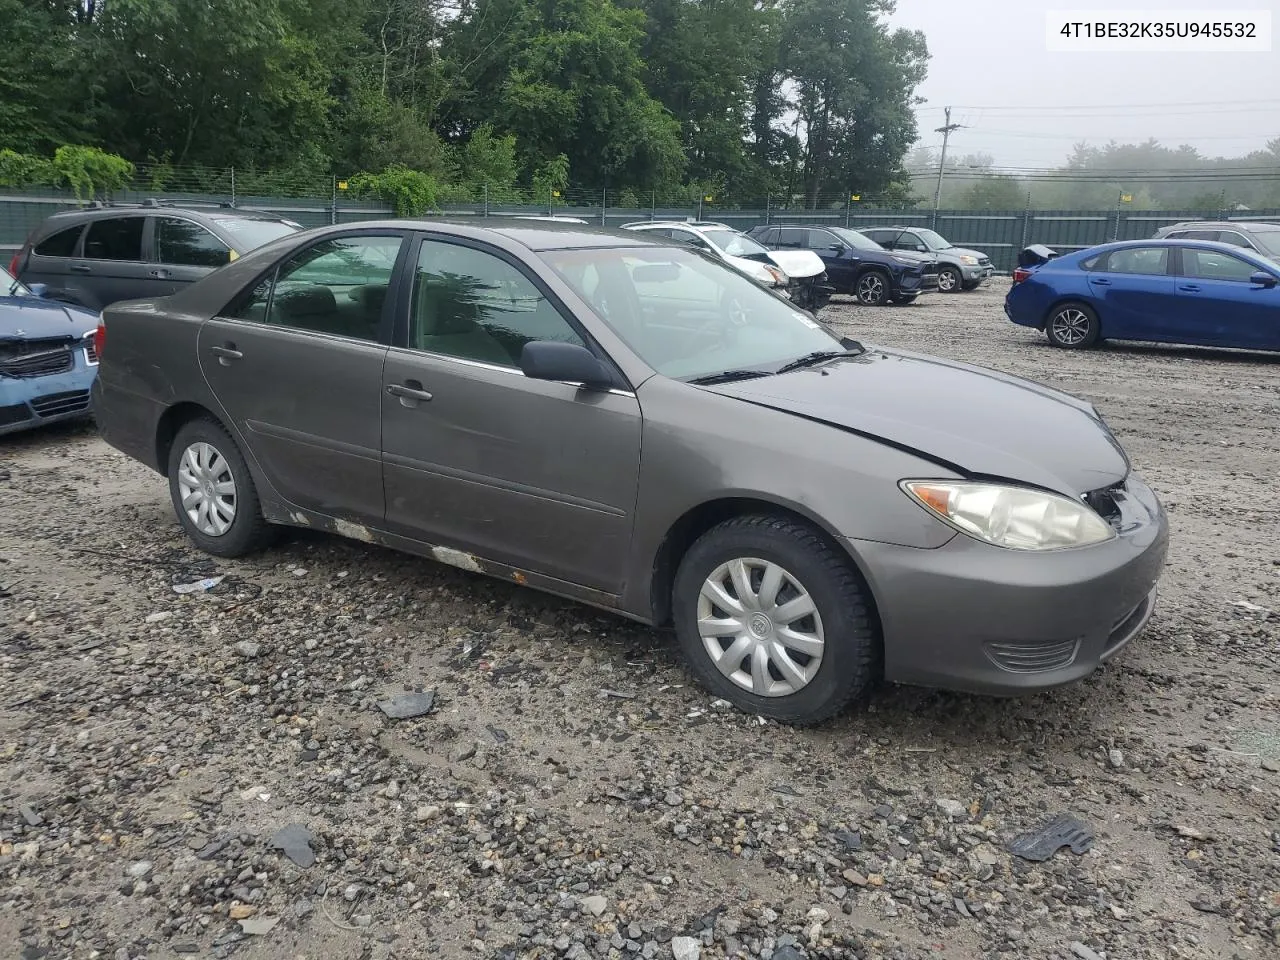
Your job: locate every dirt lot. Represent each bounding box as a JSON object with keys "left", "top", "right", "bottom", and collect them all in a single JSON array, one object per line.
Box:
[{"left": 2, "top": 283, "right": 1278, "bottom": 960}]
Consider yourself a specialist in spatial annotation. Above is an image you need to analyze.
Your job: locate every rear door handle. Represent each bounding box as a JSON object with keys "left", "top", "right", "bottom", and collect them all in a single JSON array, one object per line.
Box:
[
  {"left": 1179, "top": 284, "right": 1201, "bottom": 292},
  {"left": 70, "top": 263, "right": 91, "bottom": 274},
  {"left": 148, "top": 268, "right": 171, "bottom": 279},
  {"left": 211, "top": 343, "right": 242, "bottom": 365},
  {"left": 1091, "top": 278, "right": 1112, "bottom": 286},
  {"left": 387, "top": 380, "right": 433, "bottom": 405}
]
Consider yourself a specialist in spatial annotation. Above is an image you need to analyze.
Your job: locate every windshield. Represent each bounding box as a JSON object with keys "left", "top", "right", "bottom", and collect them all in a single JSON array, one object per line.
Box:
[
  {"left": 828, "top": 227, "right": 885, "bottom": 251},
  {"left": 2, "top": 264, "right": 28, "bottom": 297},
  {"left": 702, "top": 229, "right": 770, "bottom": 258},
  {"left": 211, "top": 217, "right": 300, "bottom": 252},
  {"left": 913, "top": 228, "right": 952, "bottom": 251},
  {"left": 1251, "top": 227, "right": 1280, "bottom": 257},
  {"left": 543, "top": 247, "right": 842, "bottom": 380}
]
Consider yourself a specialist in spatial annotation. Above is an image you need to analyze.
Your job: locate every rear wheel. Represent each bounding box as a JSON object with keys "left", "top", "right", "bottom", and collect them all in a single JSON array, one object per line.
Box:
[
  {"left": 672, "top": 515, "right": 877, "bottom": 725},
  {"left": 1045, "top": 302, "right": 1100, "bottom": 349},
  {"left": 854, "top": 270, "right": 890, "bottom": 306},
  {"left": 167, "top": 418, "right": 274, "bottom": 557}
]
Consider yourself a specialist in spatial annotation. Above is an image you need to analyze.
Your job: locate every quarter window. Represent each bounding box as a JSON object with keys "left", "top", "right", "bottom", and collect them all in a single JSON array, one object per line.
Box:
[
  {"left": 1099, "top": 247, "right": 1169, "bottom": 276},
  {"left": 83, "top": 217, "right": 144, "bottom": 261},
  {"left": 410, "top": 240, "right": 584, "bottom": 367},
  {"left": 1181, "top": 249, "right": 1259, "bottom": 282},
  {"left": 156, "top": 217, "right": 231, "bottom": 267},
  {"left": 34, "top": 225, "right": 83, "bottom": 258},
  {"left": 230, "top": 234, "right": 403, "bottom": 340}
]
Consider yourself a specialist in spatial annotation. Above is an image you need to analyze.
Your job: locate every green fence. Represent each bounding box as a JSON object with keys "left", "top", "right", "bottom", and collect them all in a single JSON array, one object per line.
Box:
[{"left": 3, "top": 188, "right": 1276, "bottom": 274}]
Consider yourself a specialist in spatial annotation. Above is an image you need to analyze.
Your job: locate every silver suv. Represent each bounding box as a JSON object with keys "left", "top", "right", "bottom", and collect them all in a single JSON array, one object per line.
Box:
[
  {"left": 860, "top": 226, "right": 994, "bottom": 293},
  {"left": 1152, "top": 221, "right": 1280, "bottom": 263}
]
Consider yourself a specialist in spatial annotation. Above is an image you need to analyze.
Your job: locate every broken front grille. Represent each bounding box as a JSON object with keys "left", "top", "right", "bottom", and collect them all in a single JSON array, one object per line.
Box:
[
  {"left": 30, "top": 390, "right": 90, "bottom": 417},
  {"left": 0, "top": 340, "right": 74, "bottom": 378}
]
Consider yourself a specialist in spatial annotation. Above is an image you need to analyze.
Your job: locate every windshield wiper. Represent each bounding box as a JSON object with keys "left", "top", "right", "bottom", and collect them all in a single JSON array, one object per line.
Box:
[
  {"left": 686, "top": 369, "right": 771, "bottom": 385},
  {"left": 774, "top": 348, "right": 862, "bottom": 375}
]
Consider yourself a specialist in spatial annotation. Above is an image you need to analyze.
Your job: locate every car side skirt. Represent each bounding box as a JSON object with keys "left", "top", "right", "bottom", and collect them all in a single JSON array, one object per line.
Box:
[{"left": 263, "top": 502, "right": 647, "bottom": 625}]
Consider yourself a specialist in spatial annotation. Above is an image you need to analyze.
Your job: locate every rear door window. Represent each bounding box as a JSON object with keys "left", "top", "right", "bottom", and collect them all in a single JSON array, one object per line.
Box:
[
  {"left": 83, "top": 217, "right": 144, "bottom": 261},
  {"left": 777, "top": 228, "right": 807, "bottom": 248},
  {"left": 1098, "top": 247, "right": 1169, "bottom": 276},
  {"left": 1216, "top": 231, "right": 1255, "bottom": 250},
  {"left": 34, "top": 225, "right": 84, "bottom": 258},
  {"left": 155, "top": 217, "right": 232, "bottom": 267}
]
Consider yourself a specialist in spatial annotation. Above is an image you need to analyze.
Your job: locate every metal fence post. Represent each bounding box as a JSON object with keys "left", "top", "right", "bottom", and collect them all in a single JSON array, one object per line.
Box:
[
  {"left": 483, "top": 183, "right": 489, "bottom": 217},
  {"left": 230, "top": 167, "right": 236, "bottom": 207},
  {"left": 650, "top": 190, "right": 655, "bottom": 222},
  {"left": 765, "top": 194, "right": 770, "bottom": 225},
  {"left": 845, "top": 193, "right": 851, "bottom": 228},
  {"left": 330, "top": 176, "right": 338, "bottom": 225},
  {"left": 1020, "top": 192, "right": 1031, "bottom": 250},
  {"left": 601, "top": 186, "right": 607, "bottom": 227}
]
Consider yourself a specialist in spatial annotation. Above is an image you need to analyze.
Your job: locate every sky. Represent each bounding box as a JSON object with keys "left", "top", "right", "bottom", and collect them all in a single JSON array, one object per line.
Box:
[{"left": 884, "top": 0, "right": 1280, "bottom": 169}]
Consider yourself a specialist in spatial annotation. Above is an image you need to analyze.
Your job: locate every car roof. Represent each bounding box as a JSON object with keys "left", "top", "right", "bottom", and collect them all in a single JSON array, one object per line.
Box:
[
  {"left": 331, "top": 218, "right": 668, "bottom": 252},
  {"left": 1086, "top": 238, "right": 1274, "bottom": 258},
  {"left": 39, "top": 202, "right": 290, "bottom": 229},
  {"left": 1159, "top": 220, "right": 1280, "bottom": 231}
]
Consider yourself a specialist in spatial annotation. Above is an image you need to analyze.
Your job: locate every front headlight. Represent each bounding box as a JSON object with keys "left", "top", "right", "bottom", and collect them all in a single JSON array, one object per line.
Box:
[
  {"left": 763, "top": 264, "right": 788, "bottom": 286},
  {"left": 891, "top": 256, "right": 918, "bottom": 265},
  {"left": 959, "top": 255, "right": 979, "bottom": 265},
  {"left": 900, "top": 480, "right": 1116, "bottom": 551}
]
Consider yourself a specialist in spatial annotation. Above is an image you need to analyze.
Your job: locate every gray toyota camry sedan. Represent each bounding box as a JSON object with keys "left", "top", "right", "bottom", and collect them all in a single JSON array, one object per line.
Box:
[{"left": 91, "top": 220, "right": 1169, "bottom": 724}]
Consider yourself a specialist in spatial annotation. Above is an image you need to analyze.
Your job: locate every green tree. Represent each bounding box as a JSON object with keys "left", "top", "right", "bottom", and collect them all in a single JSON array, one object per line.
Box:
[
  {"left": 781, "top": 0, "right": 928, "bottom": 206},
  {"left": 0, "top": 0, "right": 90, "bottom": 152}
]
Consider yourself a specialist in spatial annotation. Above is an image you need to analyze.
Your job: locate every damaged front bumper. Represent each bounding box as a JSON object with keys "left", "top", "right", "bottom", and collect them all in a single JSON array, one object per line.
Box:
[{"left": 0, "top": 340, "right": 99, "bottom": 436}]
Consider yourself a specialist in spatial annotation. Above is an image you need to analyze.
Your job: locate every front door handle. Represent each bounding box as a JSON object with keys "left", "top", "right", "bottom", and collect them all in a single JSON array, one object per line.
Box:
[
  {"left": 1091, "top": 278, "right": 1112, "bottom": 286},
  {"left": 148, "top": 268, "right": 171, "bottom": 279},
  {"left": 1178, "top": 284, "right": 1201, "bottom": 292},
  {"left": 211, "top": 343, "right": 242, "bottom": 366},
  {"left": 70, "top": 263, "right": 91, "bottom": 274},
  {"left": 387, "top": 380, "right": 433, "bottom": 406}
]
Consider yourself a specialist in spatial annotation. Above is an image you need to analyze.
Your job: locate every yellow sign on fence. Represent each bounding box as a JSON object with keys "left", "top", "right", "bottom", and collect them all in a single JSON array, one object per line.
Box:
[
  {"left": 337, "top": 180, "right": 348, "bottom": 191},
  {"left": 1119, "top": 193, "right": 1133, "bottom": 203}
]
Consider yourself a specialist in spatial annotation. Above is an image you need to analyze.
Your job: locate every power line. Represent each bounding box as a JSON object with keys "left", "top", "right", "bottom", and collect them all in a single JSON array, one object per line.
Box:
[{"left": 922, "top": 99, "right": 1280, "bottom": 112}]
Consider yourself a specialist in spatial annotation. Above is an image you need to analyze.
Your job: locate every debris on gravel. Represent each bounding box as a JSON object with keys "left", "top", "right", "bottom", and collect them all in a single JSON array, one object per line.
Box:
[{"left": 2, "top": 287, "right": 1277, "bottom": 959}]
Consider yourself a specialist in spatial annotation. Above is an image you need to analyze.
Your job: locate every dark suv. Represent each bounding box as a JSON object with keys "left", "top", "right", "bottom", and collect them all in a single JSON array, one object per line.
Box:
[
  {"left": 1151, "top": 221, "right": 1280, "bottom": 263},
  {"left": 746, "top": 224, "right": 939, "bottom": 305},
  {"left": 11, "top": 201, "right": 301, "bottom": 309}
]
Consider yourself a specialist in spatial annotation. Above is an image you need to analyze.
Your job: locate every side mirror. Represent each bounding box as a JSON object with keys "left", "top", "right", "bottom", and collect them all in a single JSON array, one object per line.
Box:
[
  {"left": 520, "top": 341, "right": 613, "bottom": 389},
  {"left": 830, "top": 243, "right": 846, "bottom": 255},
  {"left": 27, "top": 282, "right": 48, "bottom": 299},
  {"left": 1249, "top": 271, "right": 1278, "bottom": 288}
]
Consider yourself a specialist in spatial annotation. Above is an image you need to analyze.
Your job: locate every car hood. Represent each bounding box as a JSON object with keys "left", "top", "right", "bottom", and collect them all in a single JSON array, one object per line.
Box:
[
  {"left": 765, "top": 250, "right": 825, "bottom": 279},
  {"left": 944, "top": 246, "right": 989, "bottom": 261},
  {"left": 0, "top": 296, "right": 99, "bottom": 342},
  {"left": 880, "top": 249, "right": 934, "bottom": 265},
  {"left": 704, "top": 345, "right": 1129, "bottom": 496}
]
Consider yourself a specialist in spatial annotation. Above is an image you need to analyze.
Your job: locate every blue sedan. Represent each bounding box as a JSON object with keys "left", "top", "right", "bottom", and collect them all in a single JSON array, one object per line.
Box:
[
  {"left": 1, "top": 265, "right": 101, "bottom": 436},
  {"left": 1005, "top": 239, "right": 1280, "bottom": 352}
]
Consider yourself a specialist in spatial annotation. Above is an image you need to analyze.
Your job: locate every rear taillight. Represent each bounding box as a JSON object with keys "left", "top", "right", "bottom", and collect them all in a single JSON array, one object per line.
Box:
[
  {"left": 93, "top": 322, "right": 105, "bottom": 359},
  {"left": 1012, "top": 268, "right": 1033, "bottom": 284},
  {"left": 7, "top": 252, "right": 18, "bottom": 276}
]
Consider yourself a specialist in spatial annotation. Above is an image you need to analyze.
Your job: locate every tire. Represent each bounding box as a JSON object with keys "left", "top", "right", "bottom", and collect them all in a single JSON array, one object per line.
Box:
[
  {"left": 167, "top": 417, "right": 275, "bottom": 557},
  {"left": 672, "top": 514, "right": 878, "bottom": 726},
  {"left": 890, "top": 294, "right": 918, "bottom": 306},
  {"left": 1045, "top": 301, "right": 1100, "bottom": 349},
  {"left": 854, "top": 270, "right": 890, "bottom": 306},
  {"left": 936, "top": 266, "right": 962, "bottom": 293}
]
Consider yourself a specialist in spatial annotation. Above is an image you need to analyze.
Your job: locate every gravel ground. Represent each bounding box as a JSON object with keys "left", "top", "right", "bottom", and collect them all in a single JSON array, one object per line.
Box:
[{"left": 2, "top": 283, "right": 1278, "bottom": 960}]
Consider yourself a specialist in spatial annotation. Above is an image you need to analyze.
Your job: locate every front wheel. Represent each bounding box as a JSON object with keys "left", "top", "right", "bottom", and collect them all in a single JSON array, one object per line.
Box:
[
  {"left": 936, "top": 266, "right": 962, "bottom": 293},
  {"left": 854, "top": 270, "right": 890, "bottom": 306},
  {"left": 167, "top": 418, "right": 274, "bottom": 557},
  {"left": 672, "top": 515, "right": 878, "bottom": 725},
  {"left": 1045, "top": 302, "right": 1100, "bottom": 349}
]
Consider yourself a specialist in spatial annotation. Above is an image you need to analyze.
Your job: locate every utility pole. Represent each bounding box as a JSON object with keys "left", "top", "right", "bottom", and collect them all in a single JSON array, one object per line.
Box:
[{"left": 932, "top": 107, "right": 964, "bottom": 228}]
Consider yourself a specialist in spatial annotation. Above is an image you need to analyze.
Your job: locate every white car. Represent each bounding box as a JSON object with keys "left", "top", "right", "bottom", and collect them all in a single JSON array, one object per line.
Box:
[{"left": 621, "top": 220, "right": 832, "bottom": 312}]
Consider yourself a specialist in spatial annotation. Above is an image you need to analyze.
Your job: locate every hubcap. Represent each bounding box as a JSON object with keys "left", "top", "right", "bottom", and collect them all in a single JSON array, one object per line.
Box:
[
  {"left": 857, "top": 275, "right": 884, "bottom": 303},
  {"left": 1051, "top": 308, "right": 1090, "bottom": 345},
  {"left": 938, "top": 269, "right": 958, "bottom": 291},
  {"left": 177, "top": 441, "right": 237, "bottom": 536},
  {"left": 696, "top": 557, "right": 825, "bottom": 698}
]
